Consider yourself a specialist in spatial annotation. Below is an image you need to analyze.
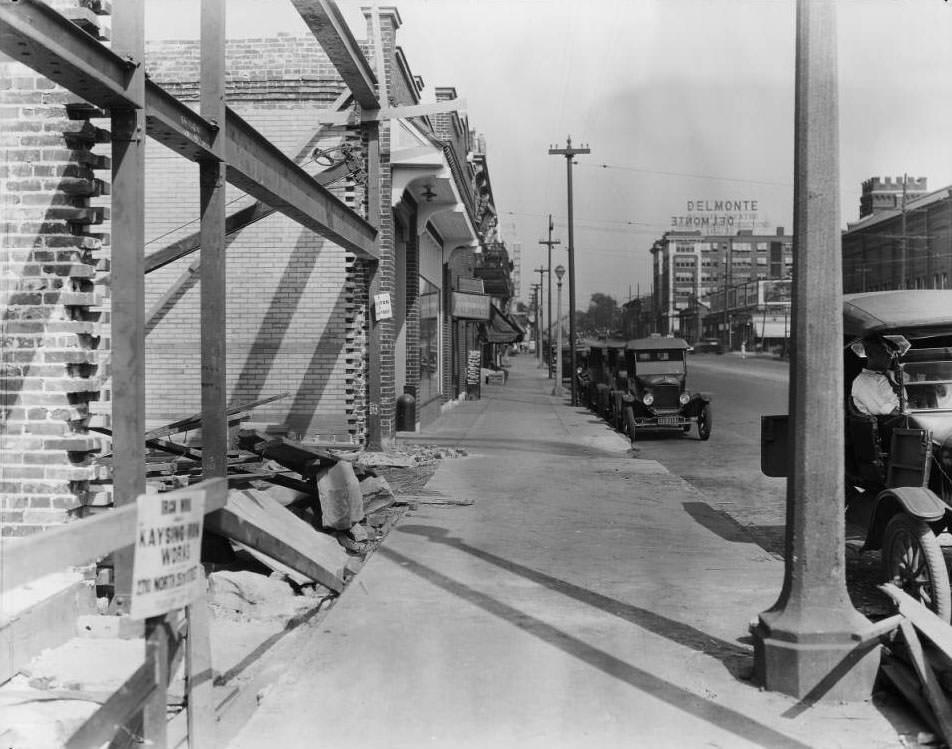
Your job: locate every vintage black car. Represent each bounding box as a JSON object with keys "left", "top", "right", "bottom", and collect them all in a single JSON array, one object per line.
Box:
[
  {"left": 762, "top": 290, "right": 952, "bottom": 621},
  {"left": 612, "top": 336, "right": 712, "bottom": 442}
]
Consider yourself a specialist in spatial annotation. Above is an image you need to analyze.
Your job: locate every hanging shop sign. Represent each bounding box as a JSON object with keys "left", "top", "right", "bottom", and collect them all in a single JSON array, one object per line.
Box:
[
  {"left": 130, "top": 490, "right": 206, "bottom": 620},
  {"left": 450, "top": 291, "right": 491, "bottom": 320},
  {"left": 374, "top": 292, "right": 393, "bottom": 320}
]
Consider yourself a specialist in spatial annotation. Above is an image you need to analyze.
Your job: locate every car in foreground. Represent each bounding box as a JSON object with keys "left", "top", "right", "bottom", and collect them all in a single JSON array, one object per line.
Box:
[{"left": 762, "top": 290, "right": 952, "bottom": 620}]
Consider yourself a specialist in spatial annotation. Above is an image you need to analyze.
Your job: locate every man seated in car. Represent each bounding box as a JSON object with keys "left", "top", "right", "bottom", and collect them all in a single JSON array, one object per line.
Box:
[{"left": 851, "top": 338, "right": 904, "bottom": 416}]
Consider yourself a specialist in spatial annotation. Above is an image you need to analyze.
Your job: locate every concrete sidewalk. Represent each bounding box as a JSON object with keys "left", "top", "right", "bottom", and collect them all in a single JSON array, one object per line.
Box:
[{"left": 229, "top": 355, "right": 913, "bottom": 748}]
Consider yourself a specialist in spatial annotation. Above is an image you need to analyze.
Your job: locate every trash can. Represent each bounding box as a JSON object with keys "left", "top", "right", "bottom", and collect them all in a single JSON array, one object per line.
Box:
[{"left": 396, "top": 387, "right": 416, "bottom": 431}]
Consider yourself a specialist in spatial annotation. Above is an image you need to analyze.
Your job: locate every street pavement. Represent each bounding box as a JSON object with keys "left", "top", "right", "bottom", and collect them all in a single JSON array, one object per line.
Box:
[{"left": 228, "top": 354, "right": 917, "bottom": 749}]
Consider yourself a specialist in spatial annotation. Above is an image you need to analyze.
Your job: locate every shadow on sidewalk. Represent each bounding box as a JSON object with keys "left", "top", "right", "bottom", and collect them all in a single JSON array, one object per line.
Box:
[{"left": 379, "top": 528, "right": 813, "bottom": 749}]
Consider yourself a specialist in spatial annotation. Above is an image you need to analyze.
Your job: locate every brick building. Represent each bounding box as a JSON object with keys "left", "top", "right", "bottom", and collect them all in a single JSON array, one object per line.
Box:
[
  {"left": 0, "top": 4, "right": 507, "bottom": 535},
  {"left": 649, "top": 227, "right": 793, "bottom": 343},
  {"left": 842, "top": 176, "right": 952, "bottom": 293}
]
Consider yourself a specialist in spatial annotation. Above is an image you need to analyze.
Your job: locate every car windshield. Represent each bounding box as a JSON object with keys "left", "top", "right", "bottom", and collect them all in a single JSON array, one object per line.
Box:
[
  {"left": 633, "top": 350, "right": 685, "bottom": 376},
  {"left": 902, "top": 354, "right": 952, "bottom": 411}
]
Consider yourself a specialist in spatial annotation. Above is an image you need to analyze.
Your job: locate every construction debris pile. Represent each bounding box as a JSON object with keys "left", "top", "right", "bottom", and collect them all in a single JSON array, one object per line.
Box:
[
  {"left": 879, "top": 583, "right": 952, "bottom": 747},
  {"left": 86, "top": 394, "right": 458, "bottom": 600}
]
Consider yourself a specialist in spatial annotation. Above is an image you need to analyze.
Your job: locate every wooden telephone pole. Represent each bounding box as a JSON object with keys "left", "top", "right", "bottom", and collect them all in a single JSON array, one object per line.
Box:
[{"left": 549, "top": 137, "right": 590, "bottom": 404}]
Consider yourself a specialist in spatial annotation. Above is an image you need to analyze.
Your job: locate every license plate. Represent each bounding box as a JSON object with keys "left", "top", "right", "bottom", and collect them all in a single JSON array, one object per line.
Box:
[{"left": 657, "top": 417, "right": 680, "bottom": 426}]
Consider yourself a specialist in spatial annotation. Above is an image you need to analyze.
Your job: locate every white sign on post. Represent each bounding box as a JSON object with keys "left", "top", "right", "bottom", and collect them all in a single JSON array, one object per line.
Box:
[
  {"left": 130, "top": 490, "right": 206, "bottom": 620},
  {"left": 374, "top": 292, "right": 393, "bottom": 320}
]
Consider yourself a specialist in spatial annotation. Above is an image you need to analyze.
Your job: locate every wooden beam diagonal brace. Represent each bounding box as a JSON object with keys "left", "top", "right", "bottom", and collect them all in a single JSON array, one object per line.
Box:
[{"left": 289, "top": 0, "right": 378, "bottom": 109}]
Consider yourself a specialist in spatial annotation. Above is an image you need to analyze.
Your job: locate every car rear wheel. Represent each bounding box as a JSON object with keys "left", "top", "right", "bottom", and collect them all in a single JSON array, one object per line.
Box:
[
  {"left": 697, "top": 404, "right": 712, "bottom": 441},
  {"left": 882, "top": 513, "right": 951, "bottom": 623}
]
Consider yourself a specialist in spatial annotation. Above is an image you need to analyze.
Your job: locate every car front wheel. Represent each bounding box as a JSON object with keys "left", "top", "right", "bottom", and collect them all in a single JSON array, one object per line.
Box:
[
  {"left": 882, "top": 512, "right": 951, "bottom": 623},
  {"left": 697, "top": 404, "right": 712, "bottom": 441}
]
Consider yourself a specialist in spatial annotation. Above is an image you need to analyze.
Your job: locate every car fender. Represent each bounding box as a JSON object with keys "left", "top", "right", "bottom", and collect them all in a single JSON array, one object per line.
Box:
[
  {"left": 681, "top": 393, "right": 711, "bottom": 418},
  {"left": 864, "top": 486, "right": 947, "bottom": 550}
]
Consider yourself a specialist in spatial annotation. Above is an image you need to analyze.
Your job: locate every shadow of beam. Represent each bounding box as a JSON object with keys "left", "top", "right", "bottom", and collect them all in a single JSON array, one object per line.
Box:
[
  {"left": 394, "top": 524, "right": 749, "bottom": 667},
  {"left": 378, "top": 543, "right": 810, "bottom": 749}
]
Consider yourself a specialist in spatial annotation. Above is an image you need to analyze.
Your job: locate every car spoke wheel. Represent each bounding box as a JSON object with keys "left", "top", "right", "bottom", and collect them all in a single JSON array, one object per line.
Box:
[
  {"left": 882, "top": 513, "right": 951, "bottom": 623},
  {"left": 697, "top": 404, "right": 712, "bottom": 441}
]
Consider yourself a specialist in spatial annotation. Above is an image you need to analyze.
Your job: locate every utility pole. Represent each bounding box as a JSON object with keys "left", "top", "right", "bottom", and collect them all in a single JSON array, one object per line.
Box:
[
  {"left": 549, "top": 136, "right": 590, "bottom": 405},
  {"left": 751, "top": 0, "right": 878, "bottom": 701},
  {"left": 539, "top": 216, "right": 561, "bottom": 378},
  {"left": 900, "top": 172, "right": 907, "bottom": 289},
  {"left": 530, "top": 282, "right": 542, "bottom": 364},
  {"left": 534, "top": 266, "right": 549, "bottom": 369}
]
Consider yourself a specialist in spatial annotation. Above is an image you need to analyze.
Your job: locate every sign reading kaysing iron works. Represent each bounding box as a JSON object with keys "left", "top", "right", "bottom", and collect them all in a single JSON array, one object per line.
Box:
[
  {"left": 450, "top": 291, "right": 491, "bottom": 320},
  {"left": 670, "top": 199, "right": 761, "bottom": 233},
  {"left": 130, "top": 490, "right": 206, "bottom": 620}
]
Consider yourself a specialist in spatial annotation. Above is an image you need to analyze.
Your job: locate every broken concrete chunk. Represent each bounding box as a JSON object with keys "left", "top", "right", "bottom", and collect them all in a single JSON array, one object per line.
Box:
[
  {"left": 359, "top": 475, "right": 395, "bottom": 515},
  {"left": 316, "top": 460, "right": 364, "bottom": 530}
]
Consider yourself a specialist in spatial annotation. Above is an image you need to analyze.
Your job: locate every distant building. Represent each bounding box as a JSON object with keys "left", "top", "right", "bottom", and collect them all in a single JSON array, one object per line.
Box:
[
  {"left": 649, "top": 227, "right": 794, "bottom": 342},
  {"left": 843, "top": 176, "right": 952, "bottom": 293}
]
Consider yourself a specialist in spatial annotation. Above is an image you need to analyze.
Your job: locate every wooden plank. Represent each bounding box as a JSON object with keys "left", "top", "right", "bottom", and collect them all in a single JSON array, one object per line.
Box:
[
  {"left": 64, "top": 655, "right": 156, "bottom": 749},
  {"left": 108, "top": 0, "right": 146, "bottom": 616},
  {"left": 145, "top": 392, "right": 290, "bottom": 441},
  {"left": 900, "top": 620, "right": 952, "bottom": 745},
  {"left": 0, "top": 479, "right": 228, "bottom": 591},
  {"left": 289, "top": 0, "right": 379, "bottom": 109},
  {"left": 881, "top": 655, "right": 940, "bottom": 735},
  {"left": 235, "top": 543, "right": 310, "bottom": 586},
  {"left": 142, "top": 615, "right": 170, "bottom": 746},
  {"left": 850, "top": 613, "right": 903, "bottom": 644},
  {"left": 186, "top": 573, "right": 216, "bottom": 748},
  {"left": 881, "top": 583, "right": 952, "bottom": 660},
  {"left": 205, "top": 489, "right": 348, "bottom": 591}
]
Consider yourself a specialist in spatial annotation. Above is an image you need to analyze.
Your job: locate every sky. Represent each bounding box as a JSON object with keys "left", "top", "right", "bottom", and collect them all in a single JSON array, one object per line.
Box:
[{"left": 145, "top": 0, "right": 952, "bottom": 311}]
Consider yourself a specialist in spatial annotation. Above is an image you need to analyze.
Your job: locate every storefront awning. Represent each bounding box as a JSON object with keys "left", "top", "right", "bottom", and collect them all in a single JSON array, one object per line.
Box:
[
  {"left": 480, "top": 304, "right": 524, "bottom": 344},
  {"left": 755, "top": 321, "right": 789, "bottom": 339}
]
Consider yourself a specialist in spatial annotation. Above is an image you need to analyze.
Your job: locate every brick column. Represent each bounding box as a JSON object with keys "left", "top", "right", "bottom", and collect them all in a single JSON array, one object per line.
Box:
[{"left": 1, "top": 56, "right": 111, "bottom": 534}]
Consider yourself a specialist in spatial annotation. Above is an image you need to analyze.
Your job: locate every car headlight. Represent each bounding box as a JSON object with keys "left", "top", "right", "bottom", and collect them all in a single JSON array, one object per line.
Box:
[
  {"left": 643, "top": 393, "right": 654, "bottom": 406},
  {"left": 679, "top": 393, "right": 690, "bottom": 405}
]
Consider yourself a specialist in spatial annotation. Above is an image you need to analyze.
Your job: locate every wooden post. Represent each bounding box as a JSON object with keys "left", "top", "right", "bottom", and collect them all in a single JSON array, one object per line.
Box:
[
  {"left": 751, "top": 0, "right": 879, "bottom": 700},
  {"left": 109, "top": 0, "right": 146, "bottom": 614}
]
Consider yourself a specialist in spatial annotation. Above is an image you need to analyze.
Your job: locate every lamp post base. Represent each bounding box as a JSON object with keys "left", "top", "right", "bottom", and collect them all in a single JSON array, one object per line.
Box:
[{"left": 751, "top": 610, "right": 880, "bottom": 701}]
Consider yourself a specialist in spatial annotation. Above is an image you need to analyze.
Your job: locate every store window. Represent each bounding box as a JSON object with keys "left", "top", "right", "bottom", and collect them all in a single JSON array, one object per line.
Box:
[{"left": 418, "top": 275, "right": 440, "bottom": 403}]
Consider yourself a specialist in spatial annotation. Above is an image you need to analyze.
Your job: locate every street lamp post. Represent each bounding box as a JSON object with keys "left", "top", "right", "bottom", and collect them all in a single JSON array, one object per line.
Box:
[{"left": 553, "top": 265, "right": 565, "bottom": 397}]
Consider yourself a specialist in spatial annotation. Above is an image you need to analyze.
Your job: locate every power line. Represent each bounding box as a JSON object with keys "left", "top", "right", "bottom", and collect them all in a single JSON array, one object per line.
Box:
[{"left": 579, "top": 162, "right": 794, "bottom": 188}]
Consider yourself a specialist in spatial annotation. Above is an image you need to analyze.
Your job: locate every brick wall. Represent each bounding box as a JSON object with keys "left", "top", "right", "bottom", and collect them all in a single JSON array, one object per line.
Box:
[
  {"left": 143, "top": 37, "right": 367, "bottom": 443},
  {"left": 0, "top": 2, "right": 111, "bottom": 535}
]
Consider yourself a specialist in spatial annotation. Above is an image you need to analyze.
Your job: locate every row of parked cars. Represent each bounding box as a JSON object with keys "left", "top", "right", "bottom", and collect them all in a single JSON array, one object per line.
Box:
[{"left": 575, "top": 335, "right": 713, "bottom": 442}]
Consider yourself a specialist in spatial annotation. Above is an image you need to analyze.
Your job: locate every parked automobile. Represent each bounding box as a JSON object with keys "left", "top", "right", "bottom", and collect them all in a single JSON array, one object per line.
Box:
[
  {"left": 612, "top": 336, "right": 712, "bottom": 441},
  {"left": 761, "top": 290, "right": 952, "bottom": 620},
  {"left": 691, "top": 338, "right": 723, "bottom": 354}
]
